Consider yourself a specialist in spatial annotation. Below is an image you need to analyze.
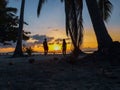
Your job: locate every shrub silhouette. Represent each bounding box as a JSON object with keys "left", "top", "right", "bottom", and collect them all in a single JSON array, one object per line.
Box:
[{"left": 25, "top": 47, "right": 33, "bottom": 56}]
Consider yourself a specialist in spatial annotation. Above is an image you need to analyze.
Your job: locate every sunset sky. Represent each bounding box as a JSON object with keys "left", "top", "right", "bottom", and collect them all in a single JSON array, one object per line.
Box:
[{"left": 0, "top": 0, "right": 120, "bottom": 53}]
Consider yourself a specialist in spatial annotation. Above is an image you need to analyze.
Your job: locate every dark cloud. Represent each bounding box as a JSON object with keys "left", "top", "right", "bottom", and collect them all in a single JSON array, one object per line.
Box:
[
  {"left": 55, "top": 38, "right": 63, "bottom": 42},
  {"left": 31, "top": 34, "right": 54, "bottom": 44},
  {"left": 54, "top": 38, "right": 71, "bottom": 43},
  {"left": 32, "top": 34, "right": 46, "bottom": 41},
  {"left": 65, "top": 38, "right": 71, "bottom": 41},
  {"left": 0, "top": 41, "right": 16, "bottom": 48},
  {"left": 52, "top": 29, "right": 59, "bottom": 31},
  {"left": 23, "top": 42, "right": 35, "bottom": 47},
  {"left": 48, "top": 43, "right": 54, "bottom": 45},
  {"left": 34, "top": 40, "right": 43, "bottom": 45},
  {"left": 47, "top": 37, "right": 54, "bottom": 42}
]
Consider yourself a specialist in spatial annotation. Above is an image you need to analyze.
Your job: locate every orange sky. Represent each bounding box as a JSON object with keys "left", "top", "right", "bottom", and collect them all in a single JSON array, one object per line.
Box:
[
  {"left": 0, "top": 27, "right": 119, "bottom": 53},
  {"left": 4, "top": 0, "right": 119, "bottom": 54}
]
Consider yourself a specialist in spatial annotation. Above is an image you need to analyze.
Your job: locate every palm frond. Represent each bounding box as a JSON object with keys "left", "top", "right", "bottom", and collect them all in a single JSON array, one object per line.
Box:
[
  {"left": 61, "top": 0, "right": 64, "bottom": 2},
  {"left": 37, "top": 0, "right": 46, "bottom": 17},
  {"left": 6, "top": 7, "right": 17, "bottom": 13},
  {"left": 64, "top": 0, "right": 83, "bottom": 49},
  {"left": 64, "top": 0, "right": 69, "bottom": 36},
  {"left": 98, "top": 0, "right": 113, "bottom": 22}
]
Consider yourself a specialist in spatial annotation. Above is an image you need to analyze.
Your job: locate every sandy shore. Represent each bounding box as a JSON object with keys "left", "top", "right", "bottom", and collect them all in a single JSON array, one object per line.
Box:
[{"left": 0, "top": 54, "right": 120, "bottom": 90}]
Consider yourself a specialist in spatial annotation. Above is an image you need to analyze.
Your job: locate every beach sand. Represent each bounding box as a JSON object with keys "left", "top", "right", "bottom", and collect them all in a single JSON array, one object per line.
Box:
[{"left": 0, "top": 54, "right": 120, "bottom": 90}]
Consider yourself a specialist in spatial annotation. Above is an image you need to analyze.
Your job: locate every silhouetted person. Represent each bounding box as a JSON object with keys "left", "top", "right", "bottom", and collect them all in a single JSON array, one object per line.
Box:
[
  {"left": 43, "top": 38, "right": 48, "bottom": 55},
  {"left": 62, "top": 39, "right": 67, "bottom": 56}
]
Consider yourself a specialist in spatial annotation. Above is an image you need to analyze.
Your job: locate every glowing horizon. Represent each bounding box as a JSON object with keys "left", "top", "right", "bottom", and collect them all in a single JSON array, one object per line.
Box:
[
  {"left": 0, "top": 27, "right": 120, "bottom": 53},
  {"left": 2, "top": 0, "right": 119, "bottom": 54}
]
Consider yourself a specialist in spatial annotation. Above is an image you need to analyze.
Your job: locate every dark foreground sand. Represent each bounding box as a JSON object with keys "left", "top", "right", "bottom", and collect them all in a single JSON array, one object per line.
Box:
[{"left": 0, "top": 54, "right": 120, "bottom": 90}]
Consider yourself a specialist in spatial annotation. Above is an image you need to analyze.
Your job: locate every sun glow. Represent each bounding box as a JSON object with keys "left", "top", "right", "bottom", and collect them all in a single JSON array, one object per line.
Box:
[
  {"left": 53, "top": 44, "right": 61, "bottom": 51},
  {"left": 48, "top": 44, "right": 61, "bottom": 52}
]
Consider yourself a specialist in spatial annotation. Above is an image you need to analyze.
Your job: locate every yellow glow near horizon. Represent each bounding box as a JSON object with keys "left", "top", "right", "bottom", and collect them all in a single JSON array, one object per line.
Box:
[
  {"left": 1, "top": 27, "right": 120, "bottom": 53},
  {"left": 31, "top": 44, "right": 62, "bottom": 53},
  {"left": 53, "top": 44, "right": 61, "bottom": 51},
  {"left": 48, "top": 44, "right": 61, "bottom": 52},
  {"left": 0, "top": 47, "right": 14, "bottom": 53}
]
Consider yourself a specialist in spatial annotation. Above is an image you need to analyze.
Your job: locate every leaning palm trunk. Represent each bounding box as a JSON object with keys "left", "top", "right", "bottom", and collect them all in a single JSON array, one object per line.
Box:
[
  {"left": 86, "top": 0, "right": 113, "bottom": 52},
  {"left": 13, "top": 0, "right": 25, "bottom": 57}
]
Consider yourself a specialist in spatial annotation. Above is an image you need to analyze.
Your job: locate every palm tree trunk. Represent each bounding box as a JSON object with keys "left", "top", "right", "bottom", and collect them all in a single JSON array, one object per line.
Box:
[
  {"left": 13, "top": 0, "right": 25, "bottom": 57},
  {"left": 71, "top": 0, "right": 78, "bottom": 43},
  {"left": 71, "top": 0, "right": 84, "bottom": 55},
  {"left": 85, "top": 0, "right": 113, "bottom": 51}
]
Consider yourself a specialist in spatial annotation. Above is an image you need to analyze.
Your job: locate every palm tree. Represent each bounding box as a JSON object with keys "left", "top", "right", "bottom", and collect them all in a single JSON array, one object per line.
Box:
[
  {"left": 0, "top": 0, "right": 17, "bottom": 43},
  {"left": 63, "top": 0, "right": 114, "bottom": 53},
  {"left": 0, "top": 0, "right": 17, "bottom": 24},
  {"left": 0, "top": 0, "right": 29, "bottom": 45},
  {"left": 13, "top": 0, "right": 25, "bottom": 57},
  {"left": 37, "top": 0, "right": 114, "bottom": 54},
  {"left": 37, "top": 0, "right": 84, "bottom": 56},
  {"left": 86, "top": 0, "right": 113, "bottom": 52},
  {"left": 64, "top": 0, "right": 84, "bottom": 55}
]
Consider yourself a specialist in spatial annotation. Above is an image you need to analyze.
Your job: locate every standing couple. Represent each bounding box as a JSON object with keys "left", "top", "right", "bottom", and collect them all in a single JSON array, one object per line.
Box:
[{"left": 43, "top": 38, "right": 67, "bottom": 55}]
